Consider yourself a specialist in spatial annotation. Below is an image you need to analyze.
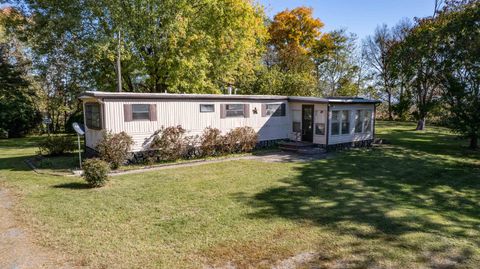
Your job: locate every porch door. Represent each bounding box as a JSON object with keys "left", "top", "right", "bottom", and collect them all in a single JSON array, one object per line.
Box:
[{"left": 302, "top": 105, "right": 314, "bottom": 142}]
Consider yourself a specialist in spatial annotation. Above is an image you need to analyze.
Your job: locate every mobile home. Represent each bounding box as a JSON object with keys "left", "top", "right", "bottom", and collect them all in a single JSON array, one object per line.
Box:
[{"left": 79, "top": 91, "right": 380, "bottom": 154}]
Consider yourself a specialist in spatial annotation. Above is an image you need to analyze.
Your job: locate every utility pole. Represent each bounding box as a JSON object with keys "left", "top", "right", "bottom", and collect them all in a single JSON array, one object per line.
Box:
[{"left": 117, "top": 30, "right": 122, "bottom": 92}]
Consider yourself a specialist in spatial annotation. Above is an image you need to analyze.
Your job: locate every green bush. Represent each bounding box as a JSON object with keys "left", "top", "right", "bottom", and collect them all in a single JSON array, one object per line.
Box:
[
  {"left": 97, "top": 131, "right": 134, "bottom": 169},
  {"left": 82, "top": 158, "right": 110, "bottom": 187},
  {"left": 38, "top": 135, "right": 76, "bottom": 156}
]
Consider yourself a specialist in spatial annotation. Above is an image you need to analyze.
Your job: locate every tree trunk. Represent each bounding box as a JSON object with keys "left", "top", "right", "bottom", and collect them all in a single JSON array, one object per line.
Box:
[
  {"left": 470, "top": 135, "right": 478, "bottom": 150},
  {"left": 416, "top": 118, "right": 426, "bottom": 130},
  {"left": 388, "top": 92, "right": 393, "bottom": 120}
]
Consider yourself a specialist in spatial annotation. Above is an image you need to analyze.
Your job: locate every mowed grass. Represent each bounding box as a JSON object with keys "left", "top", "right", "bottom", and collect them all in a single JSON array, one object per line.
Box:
[{"left": 1, "top": 121, "right": 479, "bottom": 268}]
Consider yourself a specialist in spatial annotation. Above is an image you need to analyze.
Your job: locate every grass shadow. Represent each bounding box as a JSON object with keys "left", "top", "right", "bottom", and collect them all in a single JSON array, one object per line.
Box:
[
  {"left": 234, "top": 123, "right": 480, "bottom": 267},
  {"left": 53, "top": 182, "right": 91, "bottom": 190}
]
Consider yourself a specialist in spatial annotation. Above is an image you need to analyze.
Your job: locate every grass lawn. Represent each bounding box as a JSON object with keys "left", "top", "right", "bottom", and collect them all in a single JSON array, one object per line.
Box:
[{"left": 1, "top": 121, "right": 479, "bottom": 268}]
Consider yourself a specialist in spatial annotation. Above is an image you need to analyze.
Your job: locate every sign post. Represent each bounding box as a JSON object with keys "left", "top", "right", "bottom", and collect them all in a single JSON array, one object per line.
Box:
[{"left": 72, "top": 123, "right": 85, "bottom": 169}]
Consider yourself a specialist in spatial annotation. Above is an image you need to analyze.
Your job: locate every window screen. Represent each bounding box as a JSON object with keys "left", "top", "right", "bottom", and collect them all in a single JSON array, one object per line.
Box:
[
  {"left": 331, "top": 111, "right": 340, "bottom": 135},
  {"left": 132, "top": 104, "right": 150, "bottom": 120},
  {"left": 315, "top": 123, "right": 325, "bottom": 135},
  {"left": 225, "top": 104, "right": 245, "bottom": 117},
  {"left": 265, "top": 104, "right": 286, "bottom": 117},
  {"left": 200, "top": 104, "right": 215, "bottom": 113},
  {"left": 341, "top": 111, "right": 350, "bottom": 135},
  {"left": 85, "top": 103, "right": 101, "bottom": 129}
]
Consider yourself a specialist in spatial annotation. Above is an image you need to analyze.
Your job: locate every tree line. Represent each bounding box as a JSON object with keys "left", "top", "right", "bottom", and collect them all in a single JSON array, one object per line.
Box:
[{"left": 0, "top": 0, "right": 478, "bottom": 148}]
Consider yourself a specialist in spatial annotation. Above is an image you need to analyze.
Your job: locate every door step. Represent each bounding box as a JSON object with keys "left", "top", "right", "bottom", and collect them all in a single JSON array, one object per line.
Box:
[{"left": 278, "top": 141, "right": 326, "bottom": 155}]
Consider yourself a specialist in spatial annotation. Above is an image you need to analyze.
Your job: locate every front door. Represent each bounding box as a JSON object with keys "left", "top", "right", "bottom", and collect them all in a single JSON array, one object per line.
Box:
[{"left": 302, "top": 105, "right": 314, "bottom": 142}]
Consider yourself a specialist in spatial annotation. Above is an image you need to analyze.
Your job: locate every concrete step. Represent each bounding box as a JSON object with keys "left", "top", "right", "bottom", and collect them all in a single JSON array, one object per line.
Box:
[{"left": 297, "top": 147, "right": 326, "bottom": 155}]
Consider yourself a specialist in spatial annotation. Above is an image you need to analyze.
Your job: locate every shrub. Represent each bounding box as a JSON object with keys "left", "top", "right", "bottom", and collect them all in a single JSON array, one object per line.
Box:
[
  {"left": 200, "top": 127, "right": 223, "bottom": 157},
  {"left": 82, "top": 158, "right": 110, "bottom": 187},
  {"left": 149, "top": 126, "right": 188, "bottom": 161},
  {"left": 96, "top": 131, "right": 134, "bottom": 169},
  {"left": 38, "top": 135, "right": 76, "bottom": 156},
  {"left": 184, "top": 135, "right": 200, "bottom": 159},
  {"left": 223, "top": 127, "right": 258, "bottom": 154}
]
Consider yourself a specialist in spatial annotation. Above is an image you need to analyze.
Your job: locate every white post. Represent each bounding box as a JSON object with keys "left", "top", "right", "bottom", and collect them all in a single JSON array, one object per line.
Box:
[{"left": 77, "top": 134, "right": 82, "bottom": 169}]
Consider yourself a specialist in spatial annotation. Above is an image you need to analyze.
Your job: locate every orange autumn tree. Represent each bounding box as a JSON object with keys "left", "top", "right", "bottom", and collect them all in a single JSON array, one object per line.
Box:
[{"left": 268, "top": 7, "right": 333, "bottom": 73}]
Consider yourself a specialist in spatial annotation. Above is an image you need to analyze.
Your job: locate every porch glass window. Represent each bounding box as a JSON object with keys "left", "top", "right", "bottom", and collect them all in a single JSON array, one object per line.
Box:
[
  {"left": 355, "top": 110, "right": 363, "bottom": 133},
  {"left": 331, "top": 111, "right": 340, "bottom": 135},
  {"left": 341, "top": 111, "right": 350, "bottom": 134},
  {"left": 364, "top": 110, "right": 372, "bottom": 133},
  {"left": 354, "top": 110, "right": 372, "bottom": 133}
]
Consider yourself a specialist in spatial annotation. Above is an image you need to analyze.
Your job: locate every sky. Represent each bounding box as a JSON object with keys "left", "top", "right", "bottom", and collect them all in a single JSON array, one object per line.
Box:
[{"left": 259, "top": 0, "right": 435, "bottom": 40}]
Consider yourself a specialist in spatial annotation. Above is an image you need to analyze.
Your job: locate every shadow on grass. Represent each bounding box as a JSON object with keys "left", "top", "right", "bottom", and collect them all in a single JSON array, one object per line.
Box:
[
  {"left": 235, "top": 129, "right": 480, "bottom": 267},
  {"left": 53, "top": 182, "right": 91, "bottom": 190}
]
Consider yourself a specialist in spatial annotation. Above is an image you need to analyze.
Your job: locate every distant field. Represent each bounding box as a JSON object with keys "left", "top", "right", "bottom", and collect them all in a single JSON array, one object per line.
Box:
[{"left": 1, "top": 121, "right": 479, "bottom": 268}]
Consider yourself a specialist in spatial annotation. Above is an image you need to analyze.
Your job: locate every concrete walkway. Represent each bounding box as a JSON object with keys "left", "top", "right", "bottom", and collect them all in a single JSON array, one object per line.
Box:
[{"left": 109, "top": 151, "right": 327, "bottom": 177}]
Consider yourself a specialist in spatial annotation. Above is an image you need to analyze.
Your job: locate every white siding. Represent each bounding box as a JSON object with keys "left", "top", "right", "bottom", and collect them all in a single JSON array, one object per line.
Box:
[
  {"left": 328, "top": 104, "right": 375, "bottom": 145},
  {"left": 103, "top": 99, "right": 291, "bottom": 151}
]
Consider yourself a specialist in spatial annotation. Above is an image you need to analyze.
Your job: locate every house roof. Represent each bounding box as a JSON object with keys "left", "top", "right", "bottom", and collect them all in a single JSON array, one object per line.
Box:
[{"left": 79, "top": 91, "right": 380, "bottom": 104}]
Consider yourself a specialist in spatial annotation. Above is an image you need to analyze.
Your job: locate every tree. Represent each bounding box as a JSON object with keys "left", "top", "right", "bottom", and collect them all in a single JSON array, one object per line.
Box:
[
  {"left": 14, "top": 0, "right": 268, "bottom": 94},
  {"left": 435, "top": 1, "right": 480, "bottom": 149},
  {"left": 390, "top": 18, "right": 414, "bottom": 120},
  {"left": 0, "top": 44, "right": 41, "bottom": 137},
  {"left": 316, "top": 30, "right": 363, "bottom": 97},
  {"left": 363, "top": 24, "right": 396, "bottom": 120},
  {"left": 391, "top": 17, "right": 442, "bottom": 130},
  {"left": 268, "top": 7, "right": 330, "bottom": 73}
]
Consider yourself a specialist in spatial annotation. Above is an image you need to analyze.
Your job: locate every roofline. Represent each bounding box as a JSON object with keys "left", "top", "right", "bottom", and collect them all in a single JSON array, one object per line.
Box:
[
  {"left": 79, "top": 91, "right": 287, "bottom": 101},
  {"left": 78, "top": 91, "right": 380, "bottom": 104}
]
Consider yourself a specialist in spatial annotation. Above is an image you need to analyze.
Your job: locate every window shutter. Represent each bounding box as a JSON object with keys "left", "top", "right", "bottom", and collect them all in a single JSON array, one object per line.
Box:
[
  {"left": 149, "top": 104, "right": 157, "bottom": 121},
  {"left": 220, "top": 104, "right": 226, "bottom": 119},
  {"left": 244, "top": 104, "right": 250, "bottom": 118},
  {"left": 261, "top": 104, "right": 267, "bottom": 117},
  {"left": 124, "top": 104, "right": 133, "bottom": 122}
]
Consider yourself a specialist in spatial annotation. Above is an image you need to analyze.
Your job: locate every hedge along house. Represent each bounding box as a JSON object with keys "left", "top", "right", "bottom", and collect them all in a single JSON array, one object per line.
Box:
[{"left": 79, "top": 91, "right": 380, "bottom": 155}]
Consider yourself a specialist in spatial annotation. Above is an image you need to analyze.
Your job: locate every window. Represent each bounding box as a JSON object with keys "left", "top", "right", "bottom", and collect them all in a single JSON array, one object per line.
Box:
[
  {"left": 85, "top": 103, "right": 101, "bottom": 129},
  {"left": 200, "top": 104, "right": 214, "bottom": 113},
  {"left": 265, "top": 104, "right": 286, "bottom": 117},
  {"left": 341, "top": 111, "right": 350, "bottom": 134},
  {"left": 315, "top": 123, "right": 325, "bottom": 135},
  {"left": 132, "top": 104, "right": 150, "bottom": 120},
  {"left": 331, "top": 110, "right": 351, "bottom": 135},
  {"left": 355, "top": 110, "right": 363, "bottom": 133},
  {"left": 354, "top": 110, "right": 373, "bottom": 133},
  {"left": 293, "top": 122, "right": 301, "bottom": 133},
  {"left": 331, "top": 111, "right": 340, "bottom": 135},
  {"left": 225, "top": 104, "right": 245, "bottom": 117},
  {"left": 364, "top": 110, "right": 372, "bottom": 133}
]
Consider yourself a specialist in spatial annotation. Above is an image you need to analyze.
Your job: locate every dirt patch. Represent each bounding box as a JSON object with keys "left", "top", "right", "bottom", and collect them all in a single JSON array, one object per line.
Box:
[
  {"left": 0, "top": 187, "right": 76, "bottom": 269},
  {"left": 272, "top": 252, "right": 317, "bottom": 269}
]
